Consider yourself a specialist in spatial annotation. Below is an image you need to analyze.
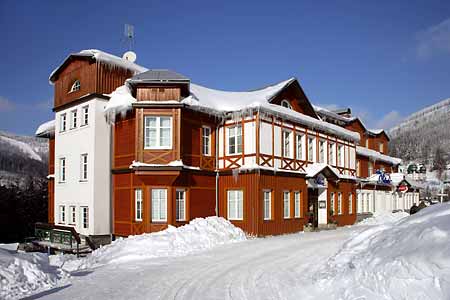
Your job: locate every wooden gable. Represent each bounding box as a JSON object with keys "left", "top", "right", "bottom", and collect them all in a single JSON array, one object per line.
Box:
[
  {"left": 345, "top": 119, "right": 367, "bottom": 147},
  {"left": 270, "top": 80, "right": 319, "bottom": 119}
]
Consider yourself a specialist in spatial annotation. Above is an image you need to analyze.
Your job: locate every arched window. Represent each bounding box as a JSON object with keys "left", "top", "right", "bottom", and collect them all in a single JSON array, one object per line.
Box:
[
  {"left": 281, "top": 99, "right": 292, "bottom": 109},
  {"left": 70, "top": 80, "right": 81, "bottom": 93}
]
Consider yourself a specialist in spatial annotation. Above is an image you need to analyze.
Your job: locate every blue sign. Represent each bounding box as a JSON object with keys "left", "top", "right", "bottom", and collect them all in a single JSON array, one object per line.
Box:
[
  {"left": 315, "top": 175, "right": 325, "bottom": 186},
  {"left": 376, "top": 169, "right": 391, "bottom": 184}
]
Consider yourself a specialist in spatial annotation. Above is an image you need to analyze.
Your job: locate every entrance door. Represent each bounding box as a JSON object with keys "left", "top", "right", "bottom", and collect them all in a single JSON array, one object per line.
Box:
[{"left": 308, "top": 189, "right": 319, "bottom": 227}]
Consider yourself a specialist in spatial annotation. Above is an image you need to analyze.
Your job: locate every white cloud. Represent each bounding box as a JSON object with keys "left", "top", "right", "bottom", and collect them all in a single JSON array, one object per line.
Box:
[
  {"left": 416, "top": 18, "right": 450, "bottom": 59},
  {"left": 375, "top": 110, "right": 404, "bottom": 130},
  {"left": 0, "top": 96, "right": 15, "bottom": 112}
]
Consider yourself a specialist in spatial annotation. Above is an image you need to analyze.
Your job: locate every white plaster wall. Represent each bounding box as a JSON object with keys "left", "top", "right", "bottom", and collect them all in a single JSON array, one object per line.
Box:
[
  {"left": 218, "top": 127, "right": 224, "bottom": 157},
  {"left": 260, "top": 122, "right": 272, "bottom": 155},
  {"left": 244, "top": 121, "right": 255, "bottom": 155},
  {"left": 274, "top": 126, "right": 281, "bottom": 157},
  {"left": 54, "top": 98, "right": 111, "bottom": 236}
]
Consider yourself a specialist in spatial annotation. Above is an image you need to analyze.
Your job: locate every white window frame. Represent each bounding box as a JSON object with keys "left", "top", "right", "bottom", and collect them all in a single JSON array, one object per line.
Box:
[
  {"left": 338, "top": 144, "right": 344, "bottom": 167},
  {"left": 365, "top": 139, "right": 369, "bottom": 148},
  {"left": 59, "top": 205, "right": 65, "bottom": 224},
  {"left": 70, "top": 80, "right": 80, "bottom": 93},
  {"left": 356, "top": 159, "right": 360, "bottom": 177},
  {"left": 296, "top": 133, "right": 305, "bottom": 160},
  {"left": 176, "top": 189, "right": 186, "bottom": 221},
  {"left": 135, "top": 189, "right": 143, "bottom": 222},
  {"left": 81, "top": 105, "right": 89, "bottom": 126},
  {"left": 282, "top": 130, "right": 292, "bottom": 158},
  {"left": 329, "top": 142, "right": 335, "bottom": 165},
  {"left": 368, "top": 162, "right": 373, "bottom": 176},
  {"left": 152, "top": 189, "right": 167, "bottom": 222},
  {"left": 319, "top": 139, "right": 326, "bottom": 163},
  {"left": 202, "top": 126, "right": 211, "bottom": 156},
  {"left": 379, "top": 142, "right": 384, "bottom": 153},
  {"left": 330, "top": 192, "right": 335, "bottom": 215},
  {"left": 60, "top": 113, "right": 67, "bottom": 132},
  {"left": 281, "top": 99, "right": 292, "bottom": 109},
  {"left": 308, "top": 136, "right": 315, "bottom": 162},
  {"left": 338, "top": 193, "right": 342, "bottom": 215},
  {"left": 263, "top": 190, "right": 272, "bottom": 220},
  {"left": 69, "top": 206, "right": 76, "bottom": 225},
  {"left": 81, "top": 206, "right": 89, "bottom": 229},
  {"left": 80, "top": 154, "right": 88, "bottom": 181},
  {"left": 348, "top": 193, "right": 353, "bottom": 214},
  {"left": 70, "top": 109, "right": 77, "bottom": 129},
  {"left": 59, "top": 158, "right": 66, "bottom": 183},
  {"left": 283, "top": 191, "right": 290, "bottom": 219},
  {"left": 294, "top": 191, "right": 301, "bottom": 218},
  {"left": 144, "top": 116, "right": 173, "bottom": 149},
  {"left": 227, "top": 125, "right": 242, "bottom": 155},
  {"left": 227, "top": 190, "right": 243, "bottom": 220}
]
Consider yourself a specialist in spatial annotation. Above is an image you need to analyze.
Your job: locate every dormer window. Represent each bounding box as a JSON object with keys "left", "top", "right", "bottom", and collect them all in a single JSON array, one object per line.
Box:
[
  {"left": 69, "top": 80, "right": 81, "bottom": 93},
  {"left": 281, "top": 100, "right": 292, "bottom": 109}
]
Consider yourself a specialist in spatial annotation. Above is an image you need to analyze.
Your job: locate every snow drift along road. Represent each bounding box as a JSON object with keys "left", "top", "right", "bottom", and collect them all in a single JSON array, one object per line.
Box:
[
  {"left": 309, "top": 203, "right": 450, "bottom": 300},
  {"left": 51, "top": 217, "right": 246, "bottom": 272},
  {"left": 0, "top": 249, "right": 68, "bottom": 300}
]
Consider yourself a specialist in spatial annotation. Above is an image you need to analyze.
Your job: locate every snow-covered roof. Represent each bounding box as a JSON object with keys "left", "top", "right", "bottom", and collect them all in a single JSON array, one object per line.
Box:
[
  {"left": 104, "top": 85, "right": 136, "bottom": 122},
  {"left": 304, "top": 163, "right": 340, "bottom": 178},
  {"left": 189, "top": 78, "right": 296, "bottom": 111},
  {"left": 356, "top": 146, "right": 402, "bottom": 165},
  {"left": 314, "top": 105, "right": 356, "bottom": 123},
  {"left": 35, "top": 120, "right": 55, "bottom": 138},
  {"left": 49, "top": 49, "right": 148, "bottom": 83},
  {"left": 389, "top": 173, "right": 424, "bottom": 189},
  {"left": 128, "top": 69, "right": 190, "bottom": 84},
  {"left": 368, "top": 129, "right": 384, "bottom": 135}
]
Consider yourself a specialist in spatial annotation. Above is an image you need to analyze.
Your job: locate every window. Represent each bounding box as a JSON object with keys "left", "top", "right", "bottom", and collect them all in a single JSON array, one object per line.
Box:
[
  {"left": 70, "top": 206, "right": 76, "bottom": 224},
  {"left": 330, "top": 192, "right": 335, "bottom": 215},
  {"left": 308, "top": 136, "right": 315, "bottom": 162},
  {"left": 82, "top": 106, "right": 89, "bottom": 126},
  {"left": 135, "top": 189, "right": 143, "bottom": 221},
  {"left": 296, "top": 134, "right": 304, "bottom": 160},
  {"left": 337, "top": 145, "right": 344, "bottom": 167},
  {"left": 338, "top": 193, "right": 342, "bottom": 215},
  {"left": 81, "top": 206, "right": 89, "bottom": 229},
  {"left": 368, "top": 162, "right": 373, "bottom": 176},
  {"left": 282, "top": 130, "right": 292, "bottom": 158},
  {"left": 281, "top": 100, "right": 292, "bottom": 109},
  {"left": 283, "top": 191, "right": 290, "bottom": 219},
  {"left": 356, "top": 160, "right": 360, "bottom": 177},
  {"left": 329, "top": 143, "right": 335, "bottom": 165},
  {"left": 70, "top": 109, "right": 77, "bottom": 129},
  {"left": 152, "top": 189, "right": 167, "bottom": 222},
  {"left": 227, "top": 190, "right": 243, "bottom": 220},
  {"left": 59, "top": 158, "right": 66, "bottom": 182},
  {"left": 348, "top": 193, "right": 353, "bottom": 214},
  {"left": 294, "top": 191, "right": 301, "bottom": 218},
  {"left": 60, "top": 113, "right": 67, "bottom": 132},
  {"left": 176, "top": 189, "right": 186, "bottom": 221},
  {"left": 357, "top": 193, "right": 362, "bottom": 213},
  {"left": 202, "top": 126, "right": 211, "bottom": 156},
  {"left": 379, "top": 143, "right": 384, "bottom": 153},
  {"left": 59, "top": 205, "right": 65, "bottom": 224},
  {"left": 263, "top": 190, "right": 271, "bottom": 220},
  {"left": 365, "top": 139, "right": 369, "bottom": 148},
  {"left": 228, "top": 125, "right": 242, "bottom": 155},
  {"left": 319, "top": 139, "right": 326, "bottom": 163},
  {"left": 70, "top": 80, "right": 81, "bottom": 93},
  {"left": 366, "top": 193, "right": 371, "bottom": 212},
  {"left": 80, "top": 154, "right": 88, "bottom": 181},
  {"left": 144, "top": 116, "right": 172, "bottom": 149}
]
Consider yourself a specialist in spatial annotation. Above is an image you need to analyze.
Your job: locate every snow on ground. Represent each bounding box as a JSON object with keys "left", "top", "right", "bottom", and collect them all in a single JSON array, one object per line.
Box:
[
  {"left": 0, "top": 249, "right": 68, "bottom": 300},
  {"left": 305, "top": 203, "right": 450, "bottom": 300},
  {"left": 356, "top": 210, "right": 409, "bottom": 226},
  {"left": 4, "top": 207, "right": 450, "bottom": 299},
  {"left": 50, "top": 217, "right": 246, "bottom": 273}
]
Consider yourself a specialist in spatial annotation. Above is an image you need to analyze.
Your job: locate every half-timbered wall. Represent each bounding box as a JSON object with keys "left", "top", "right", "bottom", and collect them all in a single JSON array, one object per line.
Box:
[{"left": 218, "top": 113, "right": 357, "bottom": 177}]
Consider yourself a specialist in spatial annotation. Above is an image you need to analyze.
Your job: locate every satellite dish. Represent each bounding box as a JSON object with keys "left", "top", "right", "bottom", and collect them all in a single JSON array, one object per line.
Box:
[{"left": 122, "top": 51, "right": 137, "bottom": 63}]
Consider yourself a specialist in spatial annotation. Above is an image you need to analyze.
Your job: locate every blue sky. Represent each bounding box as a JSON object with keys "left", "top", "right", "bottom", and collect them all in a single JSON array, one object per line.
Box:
[{"left": 1, "top": 0, "right": 450, "bottom": 135}]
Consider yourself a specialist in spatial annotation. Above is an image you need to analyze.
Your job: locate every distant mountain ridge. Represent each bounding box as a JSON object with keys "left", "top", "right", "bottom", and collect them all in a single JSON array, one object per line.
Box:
[
  {"left": 389, "top": 98, "right": 450, "bottom": 164},
  {"left": 0, "top": 131, "right": 48, "bottom": 188}
]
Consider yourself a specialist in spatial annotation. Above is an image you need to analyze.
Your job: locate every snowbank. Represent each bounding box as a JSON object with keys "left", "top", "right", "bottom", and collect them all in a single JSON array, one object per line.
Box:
[
  {"left": 311, "top": 203, "right": 450, "bottom": 300},
  {"left": 356, "top": 211, "right": 409, "bottom": 226},
  {"left": 51, "top": 217, "right": 246, "bottom": 272},
  {"left": 0, "top": 249, "right": 67, "bottom": 300}
]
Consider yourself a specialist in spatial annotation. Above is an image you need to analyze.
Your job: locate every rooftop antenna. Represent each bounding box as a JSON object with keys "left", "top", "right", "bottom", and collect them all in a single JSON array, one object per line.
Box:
[{"left": 122, "top": 24, "right": 137, "bottom": 63}]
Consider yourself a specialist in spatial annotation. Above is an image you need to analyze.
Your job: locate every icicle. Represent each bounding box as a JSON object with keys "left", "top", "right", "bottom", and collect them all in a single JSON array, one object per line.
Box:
[{"left": 232, "top": 168, "right": 240, "bottom": 182}]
